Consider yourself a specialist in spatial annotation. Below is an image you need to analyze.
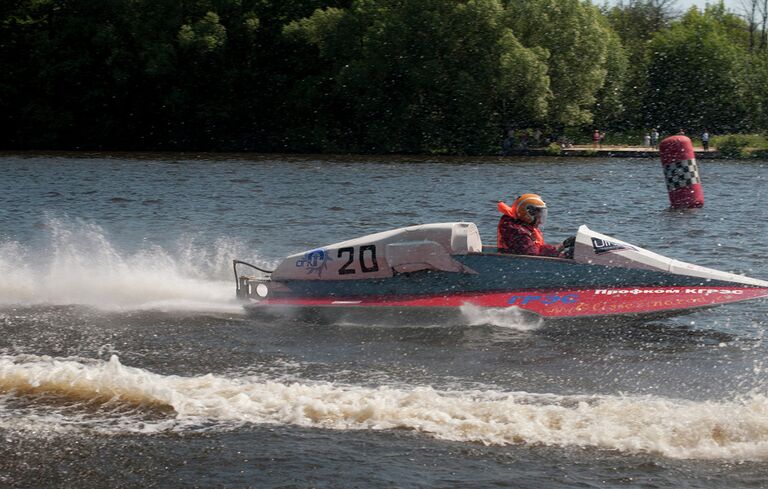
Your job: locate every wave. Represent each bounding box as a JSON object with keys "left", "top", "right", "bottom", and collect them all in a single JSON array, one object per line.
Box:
[
  {"left": 0, "top": 218, "right": 268, "bottom": 312},
  {"left": 2, "top": 354, "right": 768, "bottom": 461}
]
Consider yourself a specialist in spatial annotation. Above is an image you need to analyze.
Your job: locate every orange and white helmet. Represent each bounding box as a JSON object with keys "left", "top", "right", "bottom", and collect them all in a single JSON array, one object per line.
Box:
[{"left": 513, "top": 193, "right": 548, "bottom": 226}]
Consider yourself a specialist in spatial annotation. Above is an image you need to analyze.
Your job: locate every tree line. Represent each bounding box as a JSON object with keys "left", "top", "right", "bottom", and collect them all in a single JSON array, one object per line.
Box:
[{"left": 2, "top": 0, "right": 767, "bottom": 154}]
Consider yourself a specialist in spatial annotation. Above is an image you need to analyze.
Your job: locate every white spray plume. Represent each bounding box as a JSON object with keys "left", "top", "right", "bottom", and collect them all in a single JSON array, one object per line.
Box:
[{"left": 0, "top": 218, "right": 267, "bottom": 312}]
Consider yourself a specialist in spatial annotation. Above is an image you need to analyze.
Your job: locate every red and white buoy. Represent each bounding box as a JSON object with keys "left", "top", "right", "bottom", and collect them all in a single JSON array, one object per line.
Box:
[{"left": 659, "top": 135, "right": 704, "bottom": 208}]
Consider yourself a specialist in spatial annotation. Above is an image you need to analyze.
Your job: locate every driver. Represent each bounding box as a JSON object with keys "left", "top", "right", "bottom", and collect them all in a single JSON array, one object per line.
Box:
[{"left": 497, "top": 193, "right": 573, "bottom": 257}]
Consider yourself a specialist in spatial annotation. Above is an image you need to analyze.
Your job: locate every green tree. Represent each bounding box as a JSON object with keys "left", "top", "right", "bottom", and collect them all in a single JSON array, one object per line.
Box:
[
  {"left": 285, "top": 0, "right": 550, "bottom": 154},
  {"left": 505, "top": 0, "right": 624, "bottom": 127},
  {"left": 0, "top": 0, "right": 350, "bottom": 150},
  {"left": 4, "top": 0, "right": 767, "bottom": 153},
  {"left": 592, "top": 29, "right": 629, "bottom": 129},
  {"left": 743, "top": 51, "right": 768, "bottom": 130},
  {"left": 645, "top": 7, "right": 750, "bottom": 132},
  {"left": 603, "top": 0, "right": 676, "bottom": 128}
]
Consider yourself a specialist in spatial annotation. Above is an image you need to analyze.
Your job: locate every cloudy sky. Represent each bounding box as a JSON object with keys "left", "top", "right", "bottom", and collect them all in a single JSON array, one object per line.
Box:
[
  {"left": 676, "top": 0, "right": 743, "bottom": 12},
  {"left": 604, "top": 0, "right": 746, "bottom": 15}
]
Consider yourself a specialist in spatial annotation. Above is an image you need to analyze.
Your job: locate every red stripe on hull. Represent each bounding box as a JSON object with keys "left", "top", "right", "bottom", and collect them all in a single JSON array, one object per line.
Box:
[{"left": 256, "top": 286, "right": 768, "bottom": 318}]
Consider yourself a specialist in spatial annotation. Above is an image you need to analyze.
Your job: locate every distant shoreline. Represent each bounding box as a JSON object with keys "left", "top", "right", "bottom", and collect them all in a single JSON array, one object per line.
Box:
[
  {"left": 0, "top": 146, "right": 728, "bottom": 160},
  {"left": 505, "top": 145, "right": 722, "bottom": 159}
]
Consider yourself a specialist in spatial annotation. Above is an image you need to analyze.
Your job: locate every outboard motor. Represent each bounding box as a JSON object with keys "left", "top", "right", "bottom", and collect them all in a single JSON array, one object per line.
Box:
[{"left": 233, "top": 260, "right": 273, "bottom": 300}]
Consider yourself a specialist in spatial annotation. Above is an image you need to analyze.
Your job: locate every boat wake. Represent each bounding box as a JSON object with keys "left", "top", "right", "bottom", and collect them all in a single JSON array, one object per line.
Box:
[
  {"left": 0, "top": 218, "right": 269, "bottom": 313},
  {"left": 459, "top": 304, "right": 542, "bottom": 330},
  {"left": 2, "top": 353, "right": 768, "bottom": 461}
]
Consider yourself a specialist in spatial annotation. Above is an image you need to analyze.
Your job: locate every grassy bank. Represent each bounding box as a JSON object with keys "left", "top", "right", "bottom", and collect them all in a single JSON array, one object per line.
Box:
[
  {"left": 534, "top": 130, "right": 768, "bottom": 159},
  {"left": 708, "top": 134, "right": 768, "bottom": 158}
]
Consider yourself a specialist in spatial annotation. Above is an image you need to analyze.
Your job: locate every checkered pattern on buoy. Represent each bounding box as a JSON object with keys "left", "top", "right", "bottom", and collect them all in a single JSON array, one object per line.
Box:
[{"left": 663, "top": 159, "right": 701, "bottom": 192}]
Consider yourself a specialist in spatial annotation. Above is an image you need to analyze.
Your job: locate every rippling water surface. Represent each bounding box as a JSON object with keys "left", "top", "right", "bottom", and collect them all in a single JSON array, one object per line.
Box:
[{"left": 1, "top": 153, "right": 767, "bottom": 488}]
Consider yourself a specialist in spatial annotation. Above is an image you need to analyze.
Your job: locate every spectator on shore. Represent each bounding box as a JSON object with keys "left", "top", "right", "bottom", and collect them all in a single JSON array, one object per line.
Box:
[
  {"left": 519, "top": 131, "right": 529, "bottom": 149},
  {"left": 701, "top": 129, "right": 710, "bottom": 151},
  {"left": 678, "top": 128, "right": 685, "bottom": 135},
  {"left": 651, "top": 128, "right": 660, "bottom": 149},
  {"left": 643, "top": 133, "right": 651, "bottom": 147},
  {"left": 592, "top": 129, "right": 601, "bottom": 149},
  {"left": 502, "top": 127, "right": 515, "bottom": 155}
]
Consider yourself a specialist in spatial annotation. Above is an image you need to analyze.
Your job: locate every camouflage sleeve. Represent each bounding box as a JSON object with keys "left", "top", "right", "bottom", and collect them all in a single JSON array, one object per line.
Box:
[
  {"left": 500, "top": 218, "right": 561, "bottom": 257},
  {"left": 536, "top": 242, "right": 561, "bottom": 257},
  {"left": 500, "top": 220, "right": 539, "bottom": 255}
]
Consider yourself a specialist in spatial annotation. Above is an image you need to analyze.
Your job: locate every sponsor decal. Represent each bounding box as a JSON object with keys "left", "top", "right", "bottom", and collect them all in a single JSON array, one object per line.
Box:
[
  {"left": 508, "top": 293, "right": 580, "bottom": 306},
  {"left": 295, "top": 248, "right": 331, "bottom": 277},
  {"left": 591, "top": 237, "right": 637, "bottom": 255},
  {"left": 593, "top": 288, "right": 744, "bottom": 296}
]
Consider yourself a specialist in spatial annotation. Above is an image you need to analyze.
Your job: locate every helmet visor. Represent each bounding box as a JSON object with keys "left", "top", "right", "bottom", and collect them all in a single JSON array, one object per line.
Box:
[{"left": 528, "top": 205, "right": 548, "bottom": 227}]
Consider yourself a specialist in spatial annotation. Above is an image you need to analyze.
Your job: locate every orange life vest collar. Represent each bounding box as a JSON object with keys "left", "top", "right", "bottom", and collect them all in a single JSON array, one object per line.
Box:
[
  {"left": 531, "top": 226, "right": 544, "bottom": 246},
  {"left": 497, "top": 201, "right": 516, "bottom": 217}
]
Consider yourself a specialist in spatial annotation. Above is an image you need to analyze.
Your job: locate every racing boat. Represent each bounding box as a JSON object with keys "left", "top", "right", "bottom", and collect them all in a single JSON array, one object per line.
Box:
[{"left": 233, "top": 222, "right": 768, "bottom": 322}]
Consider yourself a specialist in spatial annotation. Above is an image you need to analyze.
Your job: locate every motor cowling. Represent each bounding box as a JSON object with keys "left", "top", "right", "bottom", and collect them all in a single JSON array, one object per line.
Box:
[{"left": 271, "top": 222, "right": 482, "bottom": 281}]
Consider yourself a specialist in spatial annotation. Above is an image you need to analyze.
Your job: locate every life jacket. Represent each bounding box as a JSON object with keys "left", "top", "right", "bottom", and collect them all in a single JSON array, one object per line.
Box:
[{"left": 497, "top": 201, "right": 544, "bottom": 248}]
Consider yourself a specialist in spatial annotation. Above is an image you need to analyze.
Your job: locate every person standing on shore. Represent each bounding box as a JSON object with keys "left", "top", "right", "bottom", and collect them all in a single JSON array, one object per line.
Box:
[
  {"left": 651, "top": 128, "right": 660, "bottom": 149},
  {"left": 502, "top": 127, "right": 515, "bottom": 155},
  {"left": 592, "top": 129, "right": 601, "bottom": 149},
  {"left": 701, "top": 129, "right": 710, "bottom": 151}
]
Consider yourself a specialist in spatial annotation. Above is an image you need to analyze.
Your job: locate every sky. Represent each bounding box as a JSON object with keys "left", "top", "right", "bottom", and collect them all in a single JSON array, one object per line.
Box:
[
  {"left": 676, "top": 0, "right": 742, "bottom": 12},
  {"left": 605, "top": 0, "right": 745, "bottom": 15}
]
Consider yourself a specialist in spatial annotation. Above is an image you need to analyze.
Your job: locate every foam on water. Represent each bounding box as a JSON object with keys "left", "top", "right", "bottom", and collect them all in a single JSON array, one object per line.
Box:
[
  {"left": 0, "top": 218, "right": 262, "bottom": 313},
  {"left": 460, "top": 304, "right": 543, "bottom": 330},
  {"left": 2, "top": 354, "right": 768, "bottom": 461}
]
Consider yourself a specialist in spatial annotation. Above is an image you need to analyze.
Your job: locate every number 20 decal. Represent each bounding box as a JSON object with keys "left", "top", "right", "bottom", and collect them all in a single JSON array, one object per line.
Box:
[{"left": 338, "top": 245, "right": 379, "bottom": 275}]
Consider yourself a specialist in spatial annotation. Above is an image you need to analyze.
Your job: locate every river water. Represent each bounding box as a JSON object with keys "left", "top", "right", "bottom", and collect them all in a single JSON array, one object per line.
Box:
[{"left": 0, "top": 153, "right": 767, "bottom": 488}]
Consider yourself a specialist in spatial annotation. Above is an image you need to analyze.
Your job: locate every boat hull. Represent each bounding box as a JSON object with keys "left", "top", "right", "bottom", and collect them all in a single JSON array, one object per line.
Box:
[
  {"left": 246, "top": 285, "right": 768, "bottom": 321},
  {"left": 236, "top": 224, "right": 768, "bottom": 324}
]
